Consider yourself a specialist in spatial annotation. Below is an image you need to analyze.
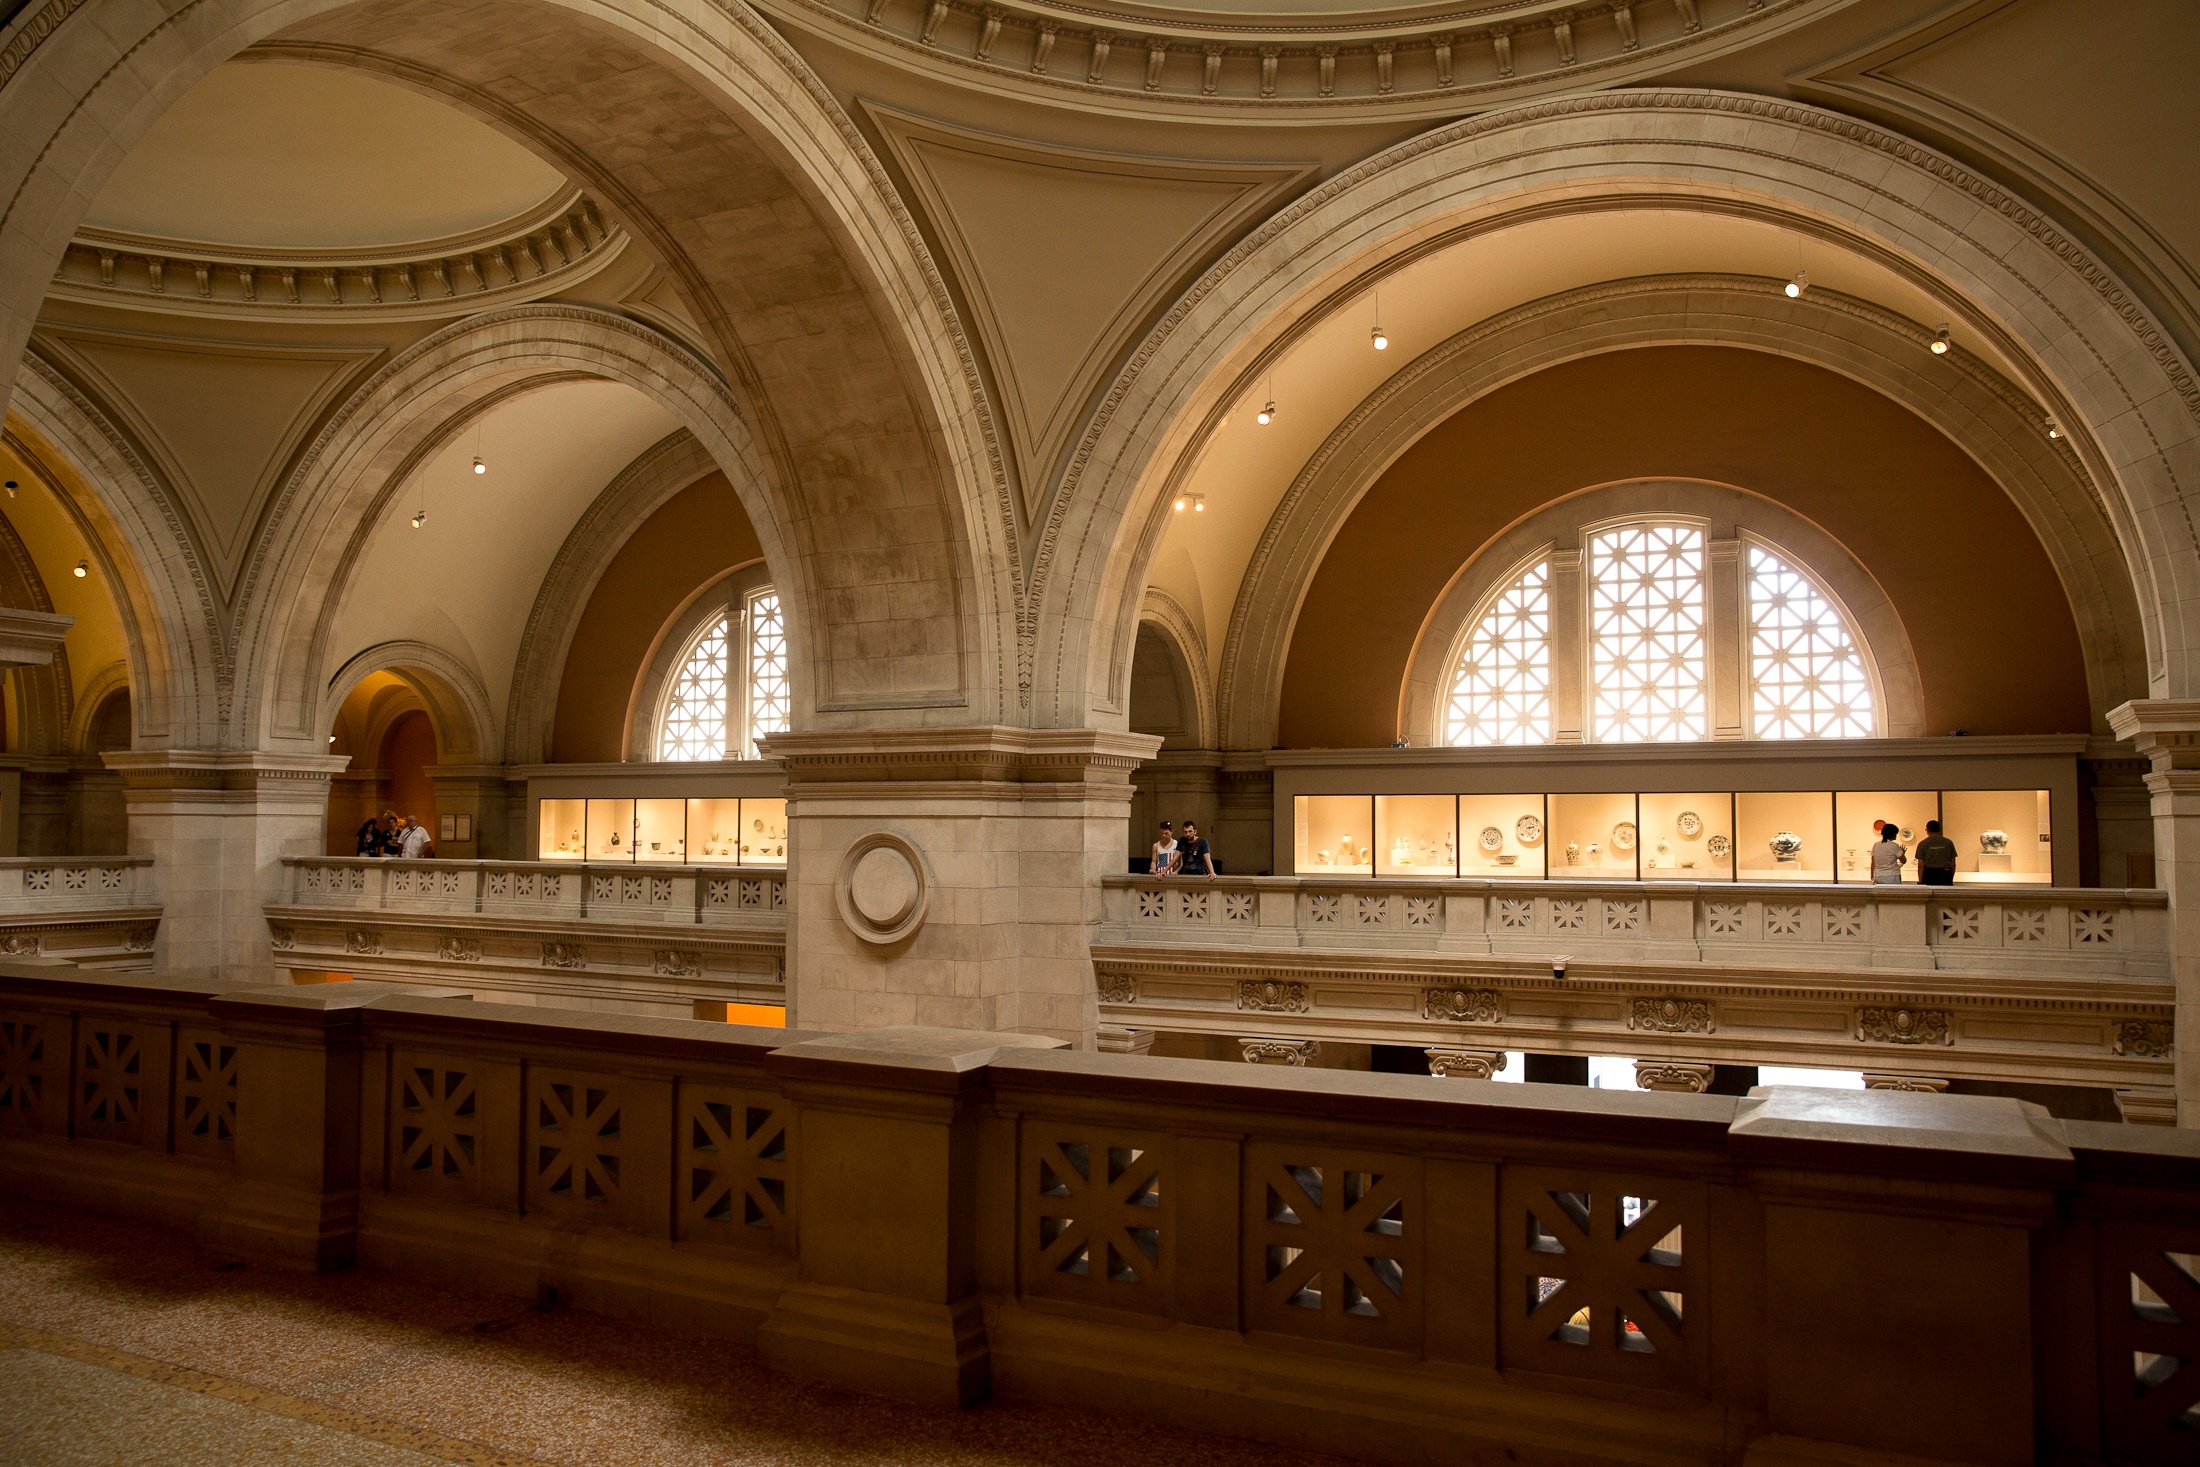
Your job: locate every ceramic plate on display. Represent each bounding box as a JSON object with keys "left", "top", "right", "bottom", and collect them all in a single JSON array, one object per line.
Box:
[
  {"left": 1676, "top": 810, "right": 1703, "bottom": 839},
  {"left": 1515, "top": 814, "right": 1543, "bottom": 845},
  {"left": 1612, "top": 822, "right": 1637, "bottom": 852},
  {"left": 1478, "top": 826, "right": 1504, "bottom": 853},
  {"left": 1898, "top": 827, "right": 1915, "bottom": 843},
  {"left": 1706, "top": 834, "right": 1732, "bottom": 859}
]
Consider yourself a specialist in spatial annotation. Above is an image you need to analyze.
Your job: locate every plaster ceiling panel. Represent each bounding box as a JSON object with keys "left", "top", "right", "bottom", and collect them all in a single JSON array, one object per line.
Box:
[
  {"left": 872, "top": 105, "right": 1311, "bottom": 507},
  {"left": 325, "top": 380, "right": 681, "bottom": 728},
  {"left": 1157, "top": 207, "right": 1994, "bottom": 648},
  {"left": 84, "top": 60, "right": 567, "bottom": 250},
  {"left": 0, "top": 443, "right": 129, "bottom": 713},
  {"left": 34, "top": 326, "right": 380, "bottom": 599}
]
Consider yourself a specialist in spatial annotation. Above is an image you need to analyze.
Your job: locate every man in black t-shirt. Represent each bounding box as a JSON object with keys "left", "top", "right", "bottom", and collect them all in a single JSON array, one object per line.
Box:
[
  {"left": 1914, "top": 819, "right": 1959, "bottom": 886},
  {"left": 1177, "top": 821, "right": 1215, "bottom": 878}
]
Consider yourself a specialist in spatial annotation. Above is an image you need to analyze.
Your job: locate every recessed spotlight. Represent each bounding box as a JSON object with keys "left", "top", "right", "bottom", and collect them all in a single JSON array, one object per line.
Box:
[
  {"left": 1371, "top": 325, "right": 1388, "bottom": 350},
  {"left": 1784, "top": 270, "right": 1808, "bottom": 298},
  {"left": 1930, "top": 325, "right": 1951, "bottom": 355},
  {"left": 72, "top": 560, "right": 87, "bottom": 578},
  {"left": 472, "top": 456, "right": 486, "bottom": 475},
  {"left": 1256, "top": 401, "right": 1275, "bottom": 426}
]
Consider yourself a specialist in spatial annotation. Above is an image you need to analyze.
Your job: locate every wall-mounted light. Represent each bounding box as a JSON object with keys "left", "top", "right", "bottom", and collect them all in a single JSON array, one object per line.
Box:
[
  {"left": 472, "top": 456, "right": 486, "bottom": 475},
  {"left": 1930, "top": 325, "right": 1951, "bottom": 355},
  {"left": 72, "top": 560, "right": 87, "bottom": 578},
  {"left": 1784, "top": 270, "right": 1808, "bottom": 298}
]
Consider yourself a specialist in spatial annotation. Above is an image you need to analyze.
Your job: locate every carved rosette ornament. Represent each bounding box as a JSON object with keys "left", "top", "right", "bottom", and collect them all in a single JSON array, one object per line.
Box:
[
  {"left": 438, "top": 936, "right": 482, "bottom": 963},
  {"left": 1423, "top": 987, "right": 1503, "bottom": 1023},
  {"left": 1855, "top": 1007, "right": 1953, "bottom": 1046},
  {"left": 652, "top": 949, "right": 702, "bottom": 978},
  {"left": 1097, "top": 973, "right": 1135, "bottom": 1005},
  {"left": 344, "top": 930, "right": 382, "bottom": 956},
  {"left": 267, "top": 925, "right": 294, "bottom": 952},
  {"left": 1237, "top": 979, "right": 1310, "bottom": 1014},
  {"left": 1629, "top": 996, "right": 1715, "bottom": 1034},
  {"left": 2114, "top": 1019, "right": 2174, "bottom": 1059},
  {"left": 1634, "top": 1061, "right": 1714, "bottom": 1093},
  {"left": 541, "top": 942, "right": 587, "bottom": 970},
  {"left": 123, "top": 927, "right": 156, "bottom": 953}
]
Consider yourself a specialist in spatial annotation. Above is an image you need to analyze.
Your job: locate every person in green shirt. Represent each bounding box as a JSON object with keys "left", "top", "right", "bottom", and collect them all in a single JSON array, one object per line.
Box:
[{"left": 1914, "top": 820, "right": 1959, "bottom": 886}]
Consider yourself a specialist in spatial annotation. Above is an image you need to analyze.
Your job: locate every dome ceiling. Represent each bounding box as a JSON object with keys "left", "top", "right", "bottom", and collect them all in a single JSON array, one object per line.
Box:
[{"left": 82, "top": 61, "right": 567, "bottom": 251}]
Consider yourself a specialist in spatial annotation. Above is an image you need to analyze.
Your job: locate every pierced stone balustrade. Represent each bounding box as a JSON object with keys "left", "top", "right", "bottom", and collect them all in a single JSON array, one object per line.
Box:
[{"left": 0, "top": 856, "right": 160, "bottom": 965}]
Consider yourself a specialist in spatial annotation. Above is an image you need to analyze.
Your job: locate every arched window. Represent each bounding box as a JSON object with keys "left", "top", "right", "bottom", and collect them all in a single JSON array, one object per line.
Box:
[
  {"left": 656, "top": 586, "right": 789, "bottom": 761},
  {"left": 1746, "top": 543, "right": 1874, "bottom": 739},
  {"left": 1441, "top": 560, "right": 1551, "bottom": 746},
  {"left": 1437, "top": 513, "right": 1881, "bottom": 746}
]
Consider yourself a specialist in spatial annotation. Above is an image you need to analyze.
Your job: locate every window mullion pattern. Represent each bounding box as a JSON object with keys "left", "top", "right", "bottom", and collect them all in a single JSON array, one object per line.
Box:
[
  {"left": 1746, "top": 545, "right": 1874, "bottom": 738},
  {"left": 1588, "top": 524, "right": 1708, "bottom": 743},
  {"left": 745, "top": 590, "right": 790, "bottom": 760},
  {"left": 660, "top": 615, "right": 732, "bottom": 761},
  {"left": 1442, "top": 562, "right": 1552, "bottom": 745}
]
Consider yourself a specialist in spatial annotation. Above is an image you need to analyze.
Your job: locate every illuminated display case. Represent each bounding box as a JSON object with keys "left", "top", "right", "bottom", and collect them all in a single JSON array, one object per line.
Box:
[
  {"left": 1460, "top": 793, "right": 1547, "bottom": 878},
  {"left": 1735, "top": 792, "right": 1834, "bottom": 882},
  {"left": 1374, "top": 795, "right": 1458, "bottom": 877},
  {"left": 688, "top": 798, "right": 743, "bottom": 863},
  {"left": 1294, "top": 795, "right": 1375, "bottom": 874},
  {"left": 1637, "top": 792, "right": 1732, "bottom": 880},
  {"left": 634, "top": 797, "right": 687, "bottom": 863},
  {"left": 539, "top": 798, "right": 586, "bottom": 860},
  {"left": 1941, "top": 789, "right": 2051, "bottom": 883},
  {"left": 1834, "top": 791, "right": 1938, "bottom": 883},
  {"left": 1549, "top": 793, "right": 1639, "bottom": 879},
  {"left": 585, "top": 798, "right": 636, "bottom": 862},
  {"left": 738, "top": 798, "right": 789, "bottom": 865}
]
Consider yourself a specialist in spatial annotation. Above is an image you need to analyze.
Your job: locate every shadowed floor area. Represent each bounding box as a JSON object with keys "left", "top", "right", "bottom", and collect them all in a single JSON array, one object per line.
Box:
[{"left": 0, "top": 1197, "right": 1345, "bottom": 1467}]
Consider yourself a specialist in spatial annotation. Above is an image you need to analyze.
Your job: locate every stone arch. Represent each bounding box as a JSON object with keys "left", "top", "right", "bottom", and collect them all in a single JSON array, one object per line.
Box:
[
  {"left": 1214, "top": 275, "right": 2148, "bottom": 750},
  {"left": 0, "top": 502, "right": 69, "bottom": 756},
  {"left": 0, "top": 0, "right": 1014, "bottom": 731},
  {"left": 1041, "top": 90, "right": 2199, "bottom": 735},
  {"left": 325, "top": 641, "right": 497, "bottom": 767},
  {"left": 6, "top": 365, "right": 219, "bottom": 749},
  {"left": 1135, "top": 588, "right": 1215, "bottom": 751},
  {"left": 241, "top": 305, "right": 790, "bottom": 757},
  {"left": 502, "top": 428, "right": 716, "bottom": 765},
  {"left": 67, "top": 659, "right": 131, "bottom": 757}
]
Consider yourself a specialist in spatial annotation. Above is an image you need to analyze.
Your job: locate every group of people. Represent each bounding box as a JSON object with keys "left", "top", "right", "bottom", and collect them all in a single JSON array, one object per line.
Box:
[
  {"left": 1870, "top": 818, "right": 1958, "bottom": 885},
  {"left": 354, "top": 810, "right": 434, "bottom": 859},
  {"left": 1148, "top": 820, "right": 1217, "bottom": 877}
]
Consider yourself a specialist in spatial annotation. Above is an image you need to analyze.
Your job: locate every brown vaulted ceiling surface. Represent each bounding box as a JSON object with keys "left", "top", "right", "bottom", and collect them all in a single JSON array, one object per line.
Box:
[
  {"left": 552, "top": 472, "right": 763, "bottom": 763},
  {"left": 1276, "top": 346, "right": 2092, "bottom": 748}
]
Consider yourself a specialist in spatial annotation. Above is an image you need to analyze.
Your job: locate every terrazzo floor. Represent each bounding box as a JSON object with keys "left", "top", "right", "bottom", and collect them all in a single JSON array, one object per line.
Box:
[{"left": 0, "top": 1197, "right": 1347, "bottom": 1467}]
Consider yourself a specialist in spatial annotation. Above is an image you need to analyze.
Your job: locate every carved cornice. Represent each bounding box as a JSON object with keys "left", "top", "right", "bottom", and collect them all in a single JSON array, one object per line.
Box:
[
  {"left": 47, "top": 189, "right": 626, "bottom": 322},
  {"left": 757, "top": 0, "right": 1835, "bottom": 116}
]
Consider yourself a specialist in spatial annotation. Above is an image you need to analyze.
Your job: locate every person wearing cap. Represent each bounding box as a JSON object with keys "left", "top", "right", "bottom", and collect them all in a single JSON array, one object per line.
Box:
[{"left": 1150, "top": 820, "right": 1179, "bottom": 876}]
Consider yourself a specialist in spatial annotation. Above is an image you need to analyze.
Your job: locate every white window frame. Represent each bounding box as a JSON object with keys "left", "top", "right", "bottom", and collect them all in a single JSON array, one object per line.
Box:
[{"left": 634, "top": 563, "right": 787, "bottom": 763}]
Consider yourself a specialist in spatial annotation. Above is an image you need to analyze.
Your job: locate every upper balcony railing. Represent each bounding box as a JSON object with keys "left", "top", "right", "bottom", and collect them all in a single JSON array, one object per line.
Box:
[
  {"left": 0, "top": 856, "right": 156, "bottom": 915},
  {"left": 277, "top": 856, "right": 784, "bottom": 929},
  {"left": 1099, "top": 873, "right": 2168, "bottom": 979}
]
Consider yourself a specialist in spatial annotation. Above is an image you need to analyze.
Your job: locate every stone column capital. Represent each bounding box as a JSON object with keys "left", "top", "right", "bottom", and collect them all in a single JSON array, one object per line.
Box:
[{"left": 2107, "top": 699, "right": 2200, "bottom": 770}]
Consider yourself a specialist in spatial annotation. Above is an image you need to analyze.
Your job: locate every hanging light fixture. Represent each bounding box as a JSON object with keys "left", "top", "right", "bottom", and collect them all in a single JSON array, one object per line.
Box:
[
  {"left": 1930, "top": 325, "right": 1951, "bottom": 355},
  {"left": 411, "top": 510, "right": 427, "bottom": 529},
  {"left": 472, "top": 456, "right": 486, "bottom": 475},
  {"left": 1784, "top": 270, "right": 1808, "bottom": 298},
  {"left": 1370, "top": 325, "right": 1388, "bottom": 350},
  {"left": 72, "top": 560, "right": 88, "bottom": 578},
  {"left": 1256, "top": 400, "right": 1275, "bottom": 425}
]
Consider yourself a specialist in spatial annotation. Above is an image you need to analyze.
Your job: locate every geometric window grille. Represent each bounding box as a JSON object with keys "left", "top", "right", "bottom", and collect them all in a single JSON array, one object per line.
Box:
[
  {"left": 1523, "top": 1190, "right": 1684, "bottom": 1353},
  {"left": 680, "top": 1091, "right": 790, "bottom": 1246},
  {"left": 1746, "top": 543, "right": 1874, "bottom": 739},
  {"left": 532, "top": 1078, "right": 623, "bottom": 1207},
  {"left": 176, "top": 1037, "right": 238, "bottom": 1159},
  {"left": 1587, "top": 522, "right": 1708, "bottom": 743},
  {"left": 744, "top": 589, "right": 789, "bottom": 760},
  {"left": 75, "top": 1026, "right": 143, "bottom": 1141},
  {"left": 397, "top": 1065, "right": 478, "bottom": 1188},
  {"left": 1027, "top": 1135, "right": 1167, "bottom": 1312},
  {"left": 1441, "top": 560, "right": 1551, "bottom": 746},
  {"left": 656, "top": 585, "right": 786, "bottom": 762},
  {"left": 1247, "top": 1147, "right": 1418, "bottom": 1349}
]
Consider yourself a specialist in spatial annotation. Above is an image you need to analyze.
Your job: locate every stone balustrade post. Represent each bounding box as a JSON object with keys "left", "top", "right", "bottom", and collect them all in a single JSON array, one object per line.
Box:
[
  {"left": 759, "top": 1026, "right": 1063, "bottom": 1405},
  {"left": 2107, "top": 699, "right": 2200, "bottom": 1123}
]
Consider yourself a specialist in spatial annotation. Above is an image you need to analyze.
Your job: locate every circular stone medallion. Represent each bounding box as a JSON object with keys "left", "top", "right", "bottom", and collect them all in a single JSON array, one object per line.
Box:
[{"left": 836, "top": 832, "right": 931, "bottom": 945}]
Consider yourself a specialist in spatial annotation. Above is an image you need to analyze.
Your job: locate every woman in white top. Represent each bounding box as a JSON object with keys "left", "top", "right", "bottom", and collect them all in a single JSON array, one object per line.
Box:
[
  {"left": 1869, "top": 820, "right": 1907, "bottom": 884},
  {"left": 1150, "top": 821, "right": 1179, "bottom": 876}
]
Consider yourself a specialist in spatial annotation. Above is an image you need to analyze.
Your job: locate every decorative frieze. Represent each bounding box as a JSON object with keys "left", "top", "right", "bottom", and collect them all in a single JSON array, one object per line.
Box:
[
  {"left": 653, "top": 949, "right": 703, "bottom": 978},
  {"left": 1864, "top": 1075, "right": 1949, "bottom": 1092},
  {"left": 1856, "top": 1007, "right": 1952, "bottom": 1046},
  {"left": 438, "top": 936, "right": 482, "bottom": 963},
  {"left": 268, "top": 925, "right": 294, "bottom": 952},
  {"left": 542, "top": 942, "right": 588, "bottom": 970},
  {"left": 1098, "top": 973, "right": 1135, "bottom": 1004},
  {"left": 1423, "top": 987, "right": 1502, "bottom": 1024},
  {"left": 1629, "top": 996, "right": 1715, "bottom": 1034},
  {"left": 1237, "top": 979, "right": 1309, "bottom": 1014},
  {"left": 344, "top": 931, "right": 382, "bottom": 956}
]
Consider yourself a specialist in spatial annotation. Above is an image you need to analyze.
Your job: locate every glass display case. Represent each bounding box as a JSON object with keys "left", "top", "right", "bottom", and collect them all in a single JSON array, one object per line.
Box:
[
  {"left": 1941, "top": 789, "right": 2051, "bottom": 883},
  {"left": 687, "top": 798, "right": 744, "bottom": 863},
  {"left": 738, "top": 798, "right": 789, "bottom": 866},
  {"left": 539, "top": 798, "right": 586, "bottom": 861},
  {"left": 1374, "top": 795, "right": 1458, "bottom": 877},
  {"left": 1548, "top": 793, "right": 1639, "bottom": 879},
  {"left": 1294, "top": 795, "right": 1376, "bottom": 874},
  {"left": 1735, "top": 791, "right": 1834, "bottom": 882},
  {"left": 1460, "top": 793, "right": 1547, "bottom": 878},
  {"left": 634, "top": 797, "right": 687, "bottom": 863},
  {"left": 585, "top": 797, "right": 635, "bottom": 862},
  {"left": 1636, "top": 792, "right": 1732, "bottom": 880},
  {"left": 1834, "top": 791, "right": 1937, "bottom": 883}
]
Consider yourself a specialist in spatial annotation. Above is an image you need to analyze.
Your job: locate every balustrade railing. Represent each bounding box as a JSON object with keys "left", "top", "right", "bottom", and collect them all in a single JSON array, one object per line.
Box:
[
  {"left": 280, "top": 856, "right": 785, "bottom": 927},
  {"left": 1100, "top": 874, "right": 2168, "bottom": 978},
  {"left": 0, "top": 964, "right": 2190, "bottom": 1466},
  {"left": 0, "top": 856, "right": 155, "bottom": 915}
]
